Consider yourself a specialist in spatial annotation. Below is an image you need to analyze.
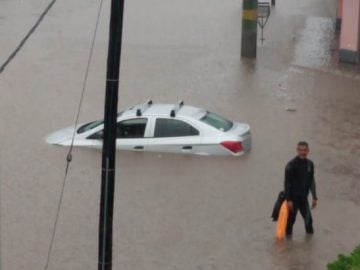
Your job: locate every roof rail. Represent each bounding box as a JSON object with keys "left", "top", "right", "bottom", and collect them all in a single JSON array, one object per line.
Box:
[
  {"left": 170, "top": 100, "right": 184, "bottom": 117},
  {"left": 136, "top": 99, "right": 153, "bottom": 116}
]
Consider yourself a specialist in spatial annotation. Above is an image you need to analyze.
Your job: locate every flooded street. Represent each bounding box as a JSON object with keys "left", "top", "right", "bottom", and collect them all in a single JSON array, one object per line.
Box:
[{"left": 0, "top": 0, "right": 359, "bottom": 269}]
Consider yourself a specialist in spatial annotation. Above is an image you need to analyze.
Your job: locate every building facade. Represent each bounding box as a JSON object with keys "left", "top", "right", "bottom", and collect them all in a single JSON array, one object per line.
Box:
[{"left": 337, "top": 0, "right": 360, "bottom": 63}]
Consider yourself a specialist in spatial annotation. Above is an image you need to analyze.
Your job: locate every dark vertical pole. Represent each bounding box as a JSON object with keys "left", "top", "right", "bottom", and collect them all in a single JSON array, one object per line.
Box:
[
  {"left": 241, "top": 0, "right": 258, "bottom": 58},
  {"left": 271, "top": 0, "right": 275, "bottom": 6},
  {"left": 336, "top": 0, "right": 342, "bottom": 32},
  {"left": 98, "top": 0, "right": 124, "bottom": 270}
]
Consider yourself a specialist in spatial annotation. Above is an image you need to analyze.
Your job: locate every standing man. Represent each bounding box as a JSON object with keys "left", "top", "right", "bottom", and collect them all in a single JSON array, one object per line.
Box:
[{"left": 284, "top": 141, "right": 318, "bottom": 236}]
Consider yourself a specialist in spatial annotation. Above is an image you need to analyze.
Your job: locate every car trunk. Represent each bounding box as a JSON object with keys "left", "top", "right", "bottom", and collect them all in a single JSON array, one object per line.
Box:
[{"left": 227, "top": 122, "right": 251, "bottom": 152}]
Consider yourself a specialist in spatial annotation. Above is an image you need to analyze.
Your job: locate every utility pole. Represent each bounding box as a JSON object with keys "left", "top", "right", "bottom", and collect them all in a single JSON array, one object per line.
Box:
[
  {"left": 241, "top": 0, "right": 258, "bottom": 58},
  {"left": 98, "top": 0, "right": 124, "bottom": 270}
]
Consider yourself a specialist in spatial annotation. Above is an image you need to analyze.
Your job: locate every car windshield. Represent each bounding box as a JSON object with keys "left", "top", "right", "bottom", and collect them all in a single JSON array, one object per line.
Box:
[
  {"left": 77, "top": 111, "right": 125, "bottom": 134},
  {"left": 77, "top": 120, "right": 103, "bottom": 134},
  {"left": 200, "top": 111, "right": 233, "bottom": 132}
]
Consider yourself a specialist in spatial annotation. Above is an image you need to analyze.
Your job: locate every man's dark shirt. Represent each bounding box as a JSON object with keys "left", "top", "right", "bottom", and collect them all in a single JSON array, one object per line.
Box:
[{"left": 284, "top": 156, "right": 317, "bottom": 201}]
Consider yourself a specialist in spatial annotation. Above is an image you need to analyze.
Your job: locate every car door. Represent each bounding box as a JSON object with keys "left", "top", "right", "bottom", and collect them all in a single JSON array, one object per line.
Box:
[
  {"left": 87, "top": 118, "right": 149, "bottom": 151},
  {"left": 115, "top": 118, "right": 149, "bottom": 151},
  {"left": 147, "top": 117, "right": 202, "bottom": 154}
]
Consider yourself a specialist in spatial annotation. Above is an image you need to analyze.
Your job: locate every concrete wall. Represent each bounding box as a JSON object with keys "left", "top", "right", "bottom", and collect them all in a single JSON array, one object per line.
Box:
[
  {"left": 359, "top": 2, "right": 360, "bottom": 53},
  {"left": 339, "top": 0, "right": 360, "bottom": 63}
]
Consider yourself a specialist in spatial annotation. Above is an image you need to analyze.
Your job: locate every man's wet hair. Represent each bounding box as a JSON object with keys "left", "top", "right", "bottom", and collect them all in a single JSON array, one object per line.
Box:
[{"left": 297, "top": 141, "right": 309, "bottom": 148}]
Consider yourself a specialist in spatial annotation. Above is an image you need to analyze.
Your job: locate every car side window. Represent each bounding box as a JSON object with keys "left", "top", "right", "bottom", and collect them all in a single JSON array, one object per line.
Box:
[
  {"left": 154, "top": 118, "right": 199, "bottom": 138},
  {"left": 117, "top": 118, "right": 147, "bottom": 139}
]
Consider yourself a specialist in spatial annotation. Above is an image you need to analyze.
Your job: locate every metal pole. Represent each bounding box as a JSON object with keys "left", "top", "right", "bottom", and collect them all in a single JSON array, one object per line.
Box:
[
  {"left": 336, "top": 0, "right": 342, "bottom": 32},
  {"left": 241, "top": 0, "right": 258, "bottom": 58},
  {"left": 98, "top": 0, "right": 124, "bottom": 270}
]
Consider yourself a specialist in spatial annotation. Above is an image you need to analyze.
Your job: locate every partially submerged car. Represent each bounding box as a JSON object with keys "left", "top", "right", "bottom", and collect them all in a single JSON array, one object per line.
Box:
[{"left": 46, "top": 100, "right": 251, "bottom": 156}]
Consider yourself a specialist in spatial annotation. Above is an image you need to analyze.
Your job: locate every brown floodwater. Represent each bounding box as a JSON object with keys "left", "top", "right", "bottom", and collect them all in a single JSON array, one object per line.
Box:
[{"left": 0, "top": 0, "right": 359, "bottom": 269}]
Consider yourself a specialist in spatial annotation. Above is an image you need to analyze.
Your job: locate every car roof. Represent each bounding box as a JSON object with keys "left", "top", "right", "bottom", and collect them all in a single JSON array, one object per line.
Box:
[{"left": 121, "top": 103, "right": 207, "bottom": 119}]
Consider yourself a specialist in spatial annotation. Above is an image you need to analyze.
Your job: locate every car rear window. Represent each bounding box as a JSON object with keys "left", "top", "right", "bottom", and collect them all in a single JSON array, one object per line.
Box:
[
  {"left": 200, "top": 112, "right": 233, "bottom": 132},
  {"left": 154, "top": 118, "right": 199, "bottom": 137}
]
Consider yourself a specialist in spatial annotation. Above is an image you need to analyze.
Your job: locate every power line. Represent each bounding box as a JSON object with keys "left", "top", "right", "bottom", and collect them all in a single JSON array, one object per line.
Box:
[
  {"left": 0, "top": 0, "right": 57, "bottom": 74},
  {"left": 44, "top": 0, "right": 105, "bottom": 269}
]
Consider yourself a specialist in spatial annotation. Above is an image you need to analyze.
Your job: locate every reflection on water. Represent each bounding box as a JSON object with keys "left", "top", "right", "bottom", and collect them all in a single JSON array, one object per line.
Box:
[
  {"left": 294, "top": 17, "right": 335, "bottom": 68},
  {"left": 270, "top": 235, "right": 317, "bottom": 270}
]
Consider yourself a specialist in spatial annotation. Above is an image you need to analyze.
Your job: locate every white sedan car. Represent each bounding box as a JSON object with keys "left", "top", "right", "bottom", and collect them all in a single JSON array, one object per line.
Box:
[{"left": 46, "top": 101, "right": 251, "bottom": 156}]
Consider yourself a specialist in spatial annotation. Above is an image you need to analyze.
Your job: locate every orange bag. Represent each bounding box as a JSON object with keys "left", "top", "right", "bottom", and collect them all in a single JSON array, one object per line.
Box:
[{"left": 275, "top": 201, "right": 289, "bottom": 240}]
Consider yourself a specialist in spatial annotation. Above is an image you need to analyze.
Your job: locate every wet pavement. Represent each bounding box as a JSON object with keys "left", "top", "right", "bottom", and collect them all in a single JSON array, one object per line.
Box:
[{"left": 0, "top": 0, "right": 359, "bottom": 269}]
